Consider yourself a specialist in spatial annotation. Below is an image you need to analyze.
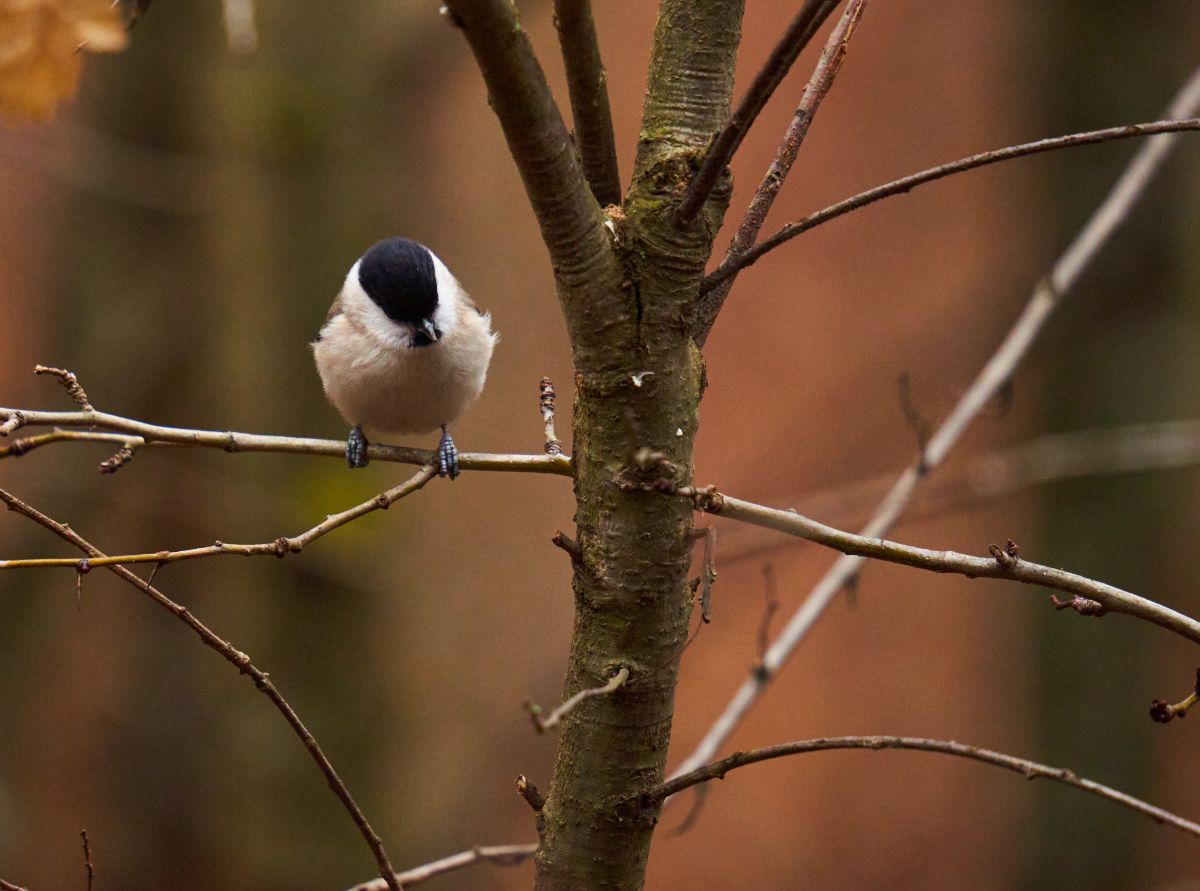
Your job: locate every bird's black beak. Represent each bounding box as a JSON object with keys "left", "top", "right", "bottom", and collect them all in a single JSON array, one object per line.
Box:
[{"left": 414, "top": 318, "right": 441, "bottom": 346}]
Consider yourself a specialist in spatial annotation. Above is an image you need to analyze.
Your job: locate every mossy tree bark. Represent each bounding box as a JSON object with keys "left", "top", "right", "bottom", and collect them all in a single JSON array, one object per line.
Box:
[{"left": 444, "top": 0, "right": 745, "bottom": 887}]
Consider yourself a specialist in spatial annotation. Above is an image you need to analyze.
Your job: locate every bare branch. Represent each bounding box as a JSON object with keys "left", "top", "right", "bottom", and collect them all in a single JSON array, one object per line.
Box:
[
  {"left": 34, "top": 364, "right": 92, "bottom": 410},
  {"left": 347, "top": 843, "right": 539, "bottom": 891},
  {"left": 1150, "top": 669, "right": 1200, "bottom": 724},
  {"left": 1, "top": 429, "right": 133, "bottom": 458},
  {"left": 676, "top": 0, "right": 840, "bottom": 224},
  {"left": 527, "top": 667, "right": 630, "bottom": 734},
  {"left": 539, "top": 377, "right": 563, "bottom": 455},
  {"left": 554, "top": 0, "right": 621, "bottom": 206},
  {"left": 672, "top": 67, "right": 1200, "bottom": 783},
  {"left": 701, "top": 119, "right": 1200, "bottom": 294},
  {"left": 516, "top": 774, "right": 546, "bottom": 813},
  {"left": 0, "top": 466, "right": 436, "bottom": 571},
  {"left": 550, "top": 529, "right": 583, "bottom": 565},
  {"left": 756, "top": 563, "right": 779, "bottom": 660},
  {"left": 693, "top": 0, "right": 869, "bottom": 342},
  {"left": 0, "top": 879, "right": 29, "bottom": 891},
  {"left": 697, "top": 526, "right": 717, "bottom": 623},
  {"left": 442, "top": 0, "right": 625, "bottom": 361},
  {"left": 4, "top": 366, "right": 571, "bottom": 474},
  {"left": 674, "top": 482, "right": 1200, "bottom": 645},
  {"left": 0, "top": 411, "right": 23, "bottom": 436},
  {"left": 0, "top": 408, "right": 572, "bottom": 476},
  {"left": 80, "top": 829, "right": 95, "bottom": 891},
  {"left": 719, "top": 418, "right": 1200, "bottom": 564},
  {"left": 0, "top": 489, "right": 402, "bottom": 891},
  {"left": 637, "top": 736, "right": 1200, "bottom": 839}
]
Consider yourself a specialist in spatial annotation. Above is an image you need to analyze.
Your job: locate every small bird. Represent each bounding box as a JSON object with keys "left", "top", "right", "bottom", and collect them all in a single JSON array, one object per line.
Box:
[{"left": 313, "top": 237, "right": 497, "bottom": 477}]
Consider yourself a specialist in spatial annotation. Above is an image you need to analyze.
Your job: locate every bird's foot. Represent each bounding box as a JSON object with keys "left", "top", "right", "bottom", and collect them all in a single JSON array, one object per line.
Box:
[
  {"left": 436, "top": 425, "right": 459, "bottom": 480},
  {"left": 347, "top": 425, "right": 370, "bottom": 469}
]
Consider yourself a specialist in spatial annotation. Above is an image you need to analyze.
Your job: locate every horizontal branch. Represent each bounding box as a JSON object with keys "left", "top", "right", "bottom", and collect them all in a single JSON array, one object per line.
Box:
[
  {"left": 637, "top": 736, "right": 1200, "bottom": 839},
  {"left": 0, "top": 408, "right": 572, "bottom": 476},
  {"left": 700, "top": 117, "right": 1200, "bottom": 293},
  {"left": 0, "top": 466, "right": 436, "bottom": 571},
  {"left": 677, "top": 484, "right": 1200, "bottom": 645},
  {"left": 347, "top": 843, "right": 538, "bottom": 891},
  {"left": 719, "top": 418, "right": 1200, "bottom": 566},
  {"left": 0, "top": 488, "right": 402, "bottom": 891}
]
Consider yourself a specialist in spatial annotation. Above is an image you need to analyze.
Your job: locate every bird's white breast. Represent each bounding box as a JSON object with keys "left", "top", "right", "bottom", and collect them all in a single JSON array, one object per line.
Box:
[{"left": 312, "top": 260, "right": 496, "bottom": 435}]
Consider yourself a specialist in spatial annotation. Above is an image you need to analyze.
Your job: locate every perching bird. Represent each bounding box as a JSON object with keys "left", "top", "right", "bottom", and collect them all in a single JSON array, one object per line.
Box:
[{"left": 312, "top": 237, "right": 497, "bottom": 478}]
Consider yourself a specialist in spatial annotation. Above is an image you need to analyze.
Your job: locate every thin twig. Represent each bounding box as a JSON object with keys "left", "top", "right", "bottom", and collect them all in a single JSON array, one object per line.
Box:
[
  {"left": 637, "top": 736, "right": 1200, "bottom": 839},
  {"left": 98, "top": 444, "right": 137, "bottom": 474},
  {"left": 0, "top": 408, "right": 572, "bottom": 476},
  {"left": 672, "top": 66, "right": 1200, "bottom": 784},
  {"left": 673, "top": 483, "right": 1200, "bottom": 645},
  {"left": 550, "top": 529, "right": 583, "bottom": 564},
  {"left": 701, "top": 118, "right": 1200, "bottom": 294},
  {"left": 1150, "top": 669, "right": 1200, "bottom": 724},
  {"left": 756, "top": 563, "right": 779, "bottom": 660},
  {"left": 698, "top": 526, "right": 717, "bottom": 623},
  {"left": 516, "top": 774, "right": 546, "bottom": 812},
  {"left": 80, "top": 829, "right": 94, "bottom": 891},
  {"left": 0, "top": 430, "right": 139, "bottom": 459},
  {"left": 34, "top": 365, "right": 92, "bottom": 410},
  {"left": 667, "top": 784, "right": 710, "bottom": 837},
  {"left": 443, "top": 0, "right": 625, "bottom": 353},
  {"left": 718, "top": 418, "right": 1200, "bottom": 565},
  {"left": 346, "top": 844, "right": 539, "bottom": 891},
  {"left": 676, "top": 0, "right": 840, "bottom": 224},
  {"left": 527, "top": 667, "right": 630, "bottom": 733},
  {"left": 0, "top": 489, "right": 402, "bottom": 891},
  {"left": 553, "top": 0, "right": 621, "bottom": 206},
  {"left": 539, "top": 377, "right": 563, "bottom": 455},
  {"left": 0, "top": 879, "right": 29, "bottom": 891},
  {"left": 0, "top": 467, "right": 436, "bottom": 571},
  {"left": 895, "top": 371, "right": 931, "bottom": 463},
  {"left": 693, "top": 0, "right": 870, "bottom": 342}
]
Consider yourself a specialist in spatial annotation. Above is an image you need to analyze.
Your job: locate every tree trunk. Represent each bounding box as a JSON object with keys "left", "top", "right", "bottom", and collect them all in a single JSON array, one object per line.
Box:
[
  {"left": 534, "top": 2, "right": 745, "bottom": 887},
  {"left": 444, "top": 0, "right": 744, "bottom": 884}
]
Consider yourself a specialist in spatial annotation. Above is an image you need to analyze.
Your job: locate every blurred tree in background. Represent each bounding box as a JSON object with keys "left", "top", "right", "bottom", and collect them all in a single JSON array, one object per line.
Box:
[{"left": 1, "top": 2, "right": 1198, "bottom": 889}]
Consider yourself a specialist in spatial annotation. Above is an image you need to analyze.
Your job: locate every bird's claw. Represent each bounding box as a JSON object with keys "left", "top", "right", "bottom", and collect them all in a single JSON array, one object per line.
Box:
[
  {"left": 437, "top": 426, "right": 459, "bottom": 480},
  {"left": 347, "top": 426, "right": 370, "bottom": 469}
]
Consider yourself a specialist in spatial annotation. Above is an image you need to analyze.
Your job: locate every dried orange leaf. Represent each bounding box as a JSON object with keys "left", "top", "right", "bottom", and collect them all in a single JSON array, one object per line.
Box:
[{"left": 0, "top": 0, "right": 129, "bottom": 122}]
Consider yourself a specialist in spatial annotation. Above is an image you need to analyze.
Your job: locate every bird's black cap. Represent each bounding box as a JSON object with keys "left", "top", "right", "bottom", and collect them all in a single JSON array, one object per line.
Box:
[{"left": 357, "top": 237, "right": 438, "bottom": 327}]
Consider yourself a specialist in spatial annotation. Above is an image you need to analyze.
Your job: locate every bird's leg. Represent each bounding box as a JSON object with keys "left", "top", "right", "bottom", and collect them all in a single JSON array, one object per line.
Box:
[
  {"left": 347, "top": 425, "right": 370, "bottom": 469},
  {"left": 436, "top": 424, "right": 459, "bottom": 479}
]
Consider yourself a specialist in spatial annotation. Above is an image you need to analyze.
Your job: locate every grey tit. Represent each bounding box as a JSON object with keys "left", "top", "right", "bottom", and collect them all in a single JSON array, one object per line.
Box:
[{"left": 312, "top": 237, "right": 497, "bottom": 477}]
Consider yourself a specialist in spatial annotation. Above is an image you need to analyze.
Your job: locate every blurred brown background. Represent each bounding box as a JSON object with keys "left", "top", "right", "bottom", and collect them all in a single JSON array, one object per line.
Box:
[{"left": 2, "top": 2, "right": 1199, "bottom": 889}]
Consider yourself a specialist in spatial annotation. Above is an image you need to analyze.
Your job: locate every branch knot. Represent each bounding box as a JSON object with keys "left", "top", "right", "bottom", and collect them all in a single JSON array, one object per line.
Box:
[
  {"left": 988, "top": 539, "right": 1020, "bottom": 571},
  {"left": 1049, "top": 594, "right": 1106, "bottom": 617}
]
